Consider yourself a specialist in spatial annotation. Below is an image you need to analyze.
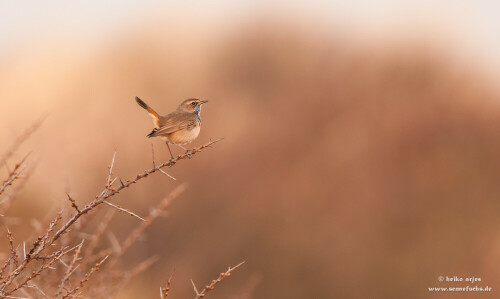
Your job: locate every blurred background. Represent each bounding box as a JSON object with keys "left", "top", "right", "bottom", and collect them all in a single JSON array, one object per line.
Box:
[{"left": 1, "top": 1, "right": 500, "bottom": 298}]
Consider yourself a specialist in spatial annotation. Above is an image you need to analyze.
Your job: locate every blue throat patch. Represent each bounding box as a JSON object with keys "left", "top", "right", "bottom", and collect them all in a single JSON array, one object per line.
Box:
[{"left": 195, "top": 106, "right": 202, "bottom": 122}]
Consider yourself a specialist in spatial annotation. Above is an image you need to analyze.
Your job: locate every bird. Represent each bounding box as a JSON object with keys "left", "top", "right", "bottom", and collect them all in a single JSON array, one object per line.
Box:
[{"left": 135, "top": 96, "right": 208, "bottom": 159}]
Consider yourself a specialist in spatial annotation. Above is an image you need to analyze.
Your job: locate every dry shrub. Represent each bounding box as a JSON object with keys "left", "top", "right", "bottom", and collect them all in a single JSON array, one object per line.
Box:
[{"left": 0, "top": 126, "right": 242, "bottom": 298}]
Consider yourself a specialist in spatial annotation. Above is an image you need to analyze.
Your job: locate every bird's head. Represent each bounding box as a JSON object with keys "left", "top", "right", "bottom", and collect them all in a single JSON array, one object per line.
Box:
[{"left": 177, "top": 98, "right": 208, "bottom": 113}]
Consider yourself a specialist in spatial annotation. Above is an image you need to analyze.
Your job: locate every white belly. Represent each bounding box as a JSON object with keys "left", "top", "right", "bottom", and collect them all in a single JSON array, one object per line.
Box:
[{"left": 167, "top": 126, "right": 201, "bottom": 145}]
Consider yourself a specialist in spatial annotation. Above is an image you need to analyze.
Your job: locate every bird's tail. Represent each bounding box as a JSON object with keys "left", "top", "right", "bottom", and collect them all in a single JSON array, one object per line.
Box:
[
  {"left": 146, "top": 128, "right": 158, "bottom": 138},
  {"left": 135, "top": 96, "right": 160, "bottom": 127}
]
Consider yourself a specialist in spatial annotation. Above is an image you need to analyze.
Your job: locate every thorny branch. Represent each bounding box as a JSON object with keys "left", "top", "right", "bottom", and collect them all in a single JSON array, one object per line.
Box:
[
  {"left": 191, "top": 261, "right": 246, "bottom": 299},
  {"left": 55, "top": 239, "right": 84, "bottom": 297},
  {"left": 0, "top": 153, "right": 30, "bottom": 198},
  {"left": 0, "top": 138, "right": 224, "bottom": 297},
  {"left": 47, "top": 139, "right": 221, "bottom": 259},
  {"left": 160, "top": 270, "right": 175, "bottom": 299}
]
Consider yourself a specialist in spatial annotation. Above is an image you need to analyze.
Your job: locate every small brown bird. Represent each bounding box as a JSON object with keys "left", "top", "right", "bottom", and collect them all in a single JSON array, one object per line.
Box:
[{"left": 135, "top": 96, "right": 208, "bottom": 158}]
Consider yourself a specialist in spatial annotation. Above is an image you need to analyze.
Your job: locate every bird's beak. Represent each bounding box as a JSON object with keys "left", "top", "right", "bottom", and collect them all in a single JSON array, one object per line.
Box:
[{"left": 199, "top": 100, "right": 208, "bottom": 105}]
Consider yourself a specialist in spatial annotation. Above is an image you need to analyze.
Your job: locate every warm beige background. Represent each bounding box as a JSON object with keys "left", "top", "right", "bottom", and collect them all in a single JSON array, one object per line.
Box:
[{"left": 1, "top": 2, "right": 500, "bottom": 298}]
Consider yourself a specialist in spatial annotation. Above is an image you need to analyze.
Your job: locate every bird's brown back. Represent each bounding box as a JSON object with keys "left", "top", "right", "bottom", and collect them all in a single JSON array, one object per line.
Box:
[{"left": 149, "top": 111, "right": 199, "bottom": 137}]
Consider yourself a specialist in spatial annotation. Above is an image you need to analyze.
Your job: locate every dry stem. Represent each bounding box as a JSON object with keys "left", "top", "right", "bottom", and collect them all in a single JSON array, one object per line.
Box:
[{"left": 191, "top": 261, "right": 246, "bottom": 299}]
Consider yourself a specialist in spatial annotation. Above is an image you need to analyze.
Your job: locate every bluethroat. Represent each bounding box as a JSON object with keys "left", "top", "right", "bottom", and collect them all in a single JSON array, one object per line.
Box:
[{"left": 135, "top": 96, "right": 208, "bottom": 158}]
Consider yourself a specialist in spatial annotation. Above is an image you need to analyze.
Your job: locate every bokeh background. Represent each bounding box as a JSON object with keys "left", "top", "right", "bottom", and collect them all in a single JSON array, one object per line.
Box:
[{"left": 1, "top": 1, "right": 500, "bottom": 298}]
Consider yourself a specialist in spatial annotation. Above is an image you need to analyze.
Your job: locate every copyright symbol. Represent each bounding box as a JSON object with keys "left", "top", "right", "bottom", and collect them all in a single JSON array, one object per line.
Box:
[{"left": 438, "top": 276, "right": 444, "bottom": 282}]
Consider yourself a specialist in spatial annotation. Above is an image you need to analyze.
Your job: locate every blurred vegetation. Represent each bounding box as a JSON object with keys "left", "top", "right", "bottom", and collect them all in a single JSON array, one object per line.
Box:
[{"left": 1, "top": 20, "right": 499, "bottom": 298}]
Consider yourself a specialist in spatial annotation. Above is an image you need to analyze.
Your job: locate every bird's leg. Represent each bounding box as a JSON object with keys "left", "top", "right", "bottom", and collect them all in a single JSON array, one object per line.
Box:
[
  {"left": 176, "top": 144, "right": 192, "bottom": 159},
  {"left": 176, "top": 144, "right": 188, "bottom": 150},
  {"left": 165, "top": 142, "right": 174, "bottom": 160}
]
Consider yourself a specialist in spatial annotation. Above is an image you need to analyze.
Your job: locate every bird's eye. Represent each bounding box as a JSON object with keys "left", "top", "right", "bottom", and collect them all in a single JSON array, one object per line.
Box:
[{"left": 191, "top": 102, "right": 197, "bottom": 106}]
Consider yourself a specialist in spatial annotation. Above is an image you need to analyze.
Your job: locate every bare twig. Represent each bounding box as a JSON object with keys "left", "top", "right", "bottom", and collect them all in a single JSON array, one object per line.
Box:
[
  {"left": 65, "top": 193, "right": 80, "bottom": 213},
  {"left": 106, "top": 152, "right": 116, "bottom": 190},
  {"left": 191, "top": 261, "right": 246, "bottom": 299},
  {"left": 61, "top": 256, "right": 109, "bottom": 298},
  {"left": 0, "top": 164, "right": 36, "bottom": 213},
  {"left": 0, "top": 230, "right": 18, "bottom": 280},
  {"left": 5, "top": 247, "right": 68, "bottom": 295},
  {"left": 161, "top": 270, "right": 175, "bottom": 299},
  {"left": 159, "top": 168, "right": 176, "bottom": 180},
  {"left": 0, "top": 153, "right": 30, "bottom": 197},
  {"left": 55, "top": 240, "right": 84, "bottom": 297},
  {"left": 27, "top": 283, "right": 50, "bottom": 299},
  {"left": 103, "top": 201, "right": 145, "bottom": 221},
  {"left": 110, "top": 184, "right": 186, "bottom": 266},
  {"left": 152, "top": 144, "right": 176, "bottom": 180},
  {"left": 84, "top": 210, "right": 114, "bottom": 258},
  {"left": 0, "top": 168, "right": 24, "bottom": 198},
  {"left": 6, "top": 229, "right": 18, "bottom": 268}
]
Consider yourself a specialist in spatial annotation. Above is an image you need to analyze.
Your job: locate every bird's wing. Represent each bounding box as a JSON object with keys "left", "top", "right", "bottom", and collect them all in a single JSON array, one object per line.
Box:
[{"left": 149, "top": 113, "right": 197, "bottom": 137}]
